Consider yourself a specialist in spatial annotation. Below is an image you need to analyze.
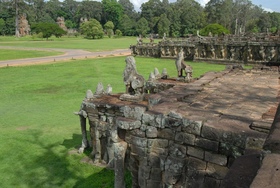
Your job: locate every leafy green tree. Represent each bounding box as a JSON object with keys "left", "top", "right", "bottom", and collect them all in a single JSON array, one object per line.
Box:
[
  {"left": 136, "top": 17, "right": 149, "bottom": 37},
  {"left": 257, "top": 12, "right": 271, "bottom": 33},
  {"left": 115, "top": 29, "right": 122, "bottom": 37},
  {"left": 104, "top": 21, "right": 114, "bottom": 38},
  {"left": 31, "top": 22, "right": 66, "bottom": 40},
  {"left": 200, "top": 23, "right": 230, "bottom": 36},
  {"left": 62, "top": 0, "right": 80, "bottom": 29},
  {"left": 79, "top": 0, "right": 103, "bottom": 22},
  {"left": 269, "top": 12, "right": 280, "bottom": 32},
  {"left": 119, "top": 14, "right": 135, "bottom": 36},
  {"left": 45, "top": 0, "right": 64, "bottom": 21},
  {"left": 167, "top": 4, "right": 181, "bottom": 37},
  {"left": 0, "top": 18, "right": 5, "bottom": 35},
  {"left": 175, "top": 0, "right": 205, "bottom": 36},
  {"left": 102, "top": 0, "right": 123, "bottom": 29},
  {"left": 157, "top": 14, "right": 170, "bottom": 37},
  {"left": 141, "top": 0, "right": 165, "bottom": 32},
  {"left": 118, "top": 0, "right": 138, "bottom": 20},
  {"left": 80, "top": 19, "right": 104, "bottom": 39}
]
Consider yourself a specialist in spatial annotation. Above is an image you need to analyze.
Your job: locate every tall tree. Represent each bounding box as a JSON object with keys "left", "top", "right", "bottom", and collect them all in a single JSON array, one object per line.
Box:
[
  {"left": 119, "top": 14, "right": 136, "bottom": 36},
  {"left": 118, "top": 0, "right": 138, "bottom": 19},
  {"left": 104, "top": 20, "right": 114, "bottom": 37},
  {"left": 175, "top": 0, "right": 205, "bottom": 35},
  {"left": 62, "top": 0, "right": 80, "bottom": 28},
  {"left": 141, "top": 0, "right": 164, "bottom": 31},
  {"left": 79, "top": 0, "right": 103, "bottom": 22},
  {"left": 80, "top": 18, "right": 104, "bottom": 39},
  {"left": 102, "top": 0, "right": 123, "bottom": 29},
  {"left": 157, "top": 13, "right": 170, "bottom": 37},
  {"left": 136, "top": 17, "right": 149, "bottom": 36}
]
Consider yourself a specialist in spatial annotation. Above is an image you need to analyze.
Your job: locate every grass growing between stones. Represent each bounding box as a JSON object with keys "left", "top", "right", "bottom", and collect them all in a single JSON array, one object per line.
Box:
[
  {"left": 0, "top": 56, "right": 225, "bottom": 187},
  {"left": 0, "top": 49, "right": 63, "bottom": 61}
]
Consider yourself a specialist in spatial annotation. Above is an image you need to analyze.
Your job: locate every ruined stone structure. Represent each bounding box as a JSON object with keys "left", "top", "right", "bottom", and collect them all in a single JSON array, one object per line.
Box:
[
  {"left": 75, "top": 56, "right": 280, "bottom": 187},
  {"left": 130, "top": 33, "right": 280, "bottom": 65},
  {"left": 56, "top": 17, "right": 67, "bottom": 31},
  {"left": 18, "top": 14, "right": 30, "bottom": 36}
]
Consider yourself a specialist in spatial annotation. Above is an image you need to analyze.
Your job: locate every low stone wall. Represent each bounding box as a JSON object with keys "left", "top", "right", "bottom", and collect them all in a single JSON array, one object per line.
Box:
[
  {"left": 130, "top": 34, "right": 280, "bottom": 65},
  {"left": 76, "top": 68, "right": 279, "bottom": 187}
]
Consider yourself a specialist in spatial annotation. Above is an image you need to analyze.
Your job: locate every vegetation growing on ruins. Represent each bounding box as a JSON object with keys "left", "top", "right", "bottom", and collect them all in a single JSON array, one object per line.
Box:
[
  {"left": 0, "top": 0, "right": 280, "bottom": 38},
  {"left": 0, "top": 56, "right": 225, "bottom": 187}
]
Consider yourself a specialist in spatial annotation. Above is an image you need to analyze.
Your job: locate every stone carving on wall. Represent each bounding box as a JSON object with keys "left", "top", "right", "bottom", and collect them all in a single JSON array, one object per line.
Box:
[
  {"left": 130, "top": 33, "right": 280, "bottom": 65},
  {"left": 18, "top": 14, "right": 30, "bottom": 36}
]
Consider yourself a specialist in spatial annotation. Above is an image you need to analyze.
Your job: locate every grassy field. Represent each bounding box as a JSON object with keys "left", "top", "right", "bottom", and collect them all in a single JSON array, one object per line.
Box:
[
  {"left": 0, "top": 36, "right": 143, "bottom": 52},
  {"left": 0, "top": 49, "right": 62, "bottom": 61},
  {"left": 0, "top": 55, "right": 225, "bottom": 188}
]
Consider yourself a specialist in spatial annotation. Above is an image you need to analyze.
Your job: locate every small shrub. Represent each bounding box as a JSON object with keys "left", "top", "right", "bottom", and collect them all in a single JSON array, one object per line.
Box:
[{"left": 115, "top": 29, "right": 122, "bottom": 38}]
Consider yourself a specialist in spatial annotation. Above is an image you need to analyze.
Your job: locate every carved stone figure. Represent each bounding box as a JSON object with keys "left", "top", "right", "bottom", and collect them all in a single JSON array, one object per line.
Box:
[
  {"left": 161, "top": 68, "right": 168, "bottom": 79},
  {"left": 105, "top": 84, "right": 112, "bottom": 95},
  {"left": 148, "top": 72, "right": 156, "bottom": 81},
  {"left": 247, "top": 46, "right": 253, "bottom": 61},
  {"left": 95, "top": 82, "right": 105, "bottom": 95},
  {"left": 210, "top": 45, "right": 215, "bottom": 59},
  {"left": 123, "top": 56, "right": 145, "bottom": 96},
  {"left": 175, "top": 49, "right": 193, "bottom": 80},
  {"left": 201, "top": 46, "right": 206, "bottom": 58},
  {"left": 137, "top": 35, "right": 143, "bottom": 45},
  {"left": 154, "top": 67, "right": 161, "bottom": 79},
  {"left": 163, "top": 33, "right": 167, "bottom": 40},
  {"left": 259, "top": 46, "right": 266, "bottom": 61},
  {"left": 230, "top": 47, "right": 235, "bottom": 60},
  {"left": 220, "top": 46, "right": 225, "bottom": 59},
  {"left": 268, "top": 47, "right": 276, "bottom": 61}
]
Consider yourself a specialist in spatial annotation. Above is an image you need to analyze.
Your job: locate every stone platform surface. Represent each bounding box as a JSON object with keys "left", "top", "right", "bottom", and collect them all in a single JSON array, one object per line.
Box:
[
  {"left": 151, "top": 69, "right": 279, "bottom": 131},
  {"left": 82, "top": 69, "right": 280, "bottom": 187}
]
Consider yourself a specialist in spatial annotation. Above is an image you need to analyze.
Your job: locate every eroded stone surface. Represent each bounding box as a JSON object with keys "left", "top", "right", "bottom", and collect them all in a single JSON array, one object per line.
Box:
[{"left": 76, "top": 68, "right": 280, "bottom": 188}]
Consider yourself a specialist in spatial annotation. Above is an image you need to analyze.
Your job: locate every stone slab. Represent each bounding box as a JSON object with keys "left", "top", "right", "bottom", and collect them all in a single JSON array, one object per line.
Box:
[{"left": 250, "top": 153, "right": 280, "bottom": 188}]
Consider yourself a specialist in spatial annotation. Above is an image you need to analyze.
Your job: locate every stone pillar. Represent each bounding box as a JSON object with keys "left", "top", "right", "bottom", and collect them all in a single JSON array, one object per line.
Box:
[
  {"left": 79, "top": 115, "right": 88, "bottom": 153},
  {"left": 114, "top": 141, "right": 128, "bottom": 188}
]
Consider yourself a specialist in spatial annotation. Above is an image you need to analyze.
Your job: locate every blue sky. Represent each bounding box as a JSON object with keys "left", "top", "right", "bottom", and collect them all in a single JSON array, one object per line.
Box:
[
  {"left": 131, "top": 0, "right": 280, "bottom": 12},
  {"left": 250, "top": 0, "right": 280, "bottom": 12}
]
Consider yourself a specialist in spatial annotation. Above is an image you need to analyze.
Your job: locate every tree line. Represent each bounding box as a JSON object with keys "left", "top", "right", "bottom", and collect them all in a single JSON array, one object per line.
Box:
[{"left": 0, "top": 0, "right": 280, "bottom": 38}]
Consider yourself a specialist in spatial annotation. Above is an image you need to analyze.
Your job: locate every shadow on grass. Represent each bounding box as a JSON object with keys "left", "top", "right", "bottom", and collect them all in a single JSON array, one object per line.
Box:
[
  {"left": 63, "top": 133, "right": 132, "bottom": 188},
  {"left": 12, "top": 130, "right": 119, "bottom": 187}
]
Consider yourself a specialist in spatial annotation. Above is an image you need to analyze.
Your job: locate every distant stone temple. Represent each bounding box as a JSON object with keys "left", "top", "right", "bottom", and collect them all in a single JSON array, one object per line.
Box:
[
  {"left": 18, "top": 14, "right": 30, "bottom": 36},
  {"left": 56, "top": 17, "right": 67, "bottom": 31},
  {"left": 130, "top": 33, "right": 280, "bottom": 66}
]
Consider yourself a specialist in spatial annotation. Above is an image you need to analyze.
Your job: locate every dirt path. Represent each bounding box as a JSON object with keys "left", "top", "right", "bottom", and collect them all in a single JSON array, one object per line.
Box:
[{"left": 0, "top": 46, "right": 131, "bottom": 67}]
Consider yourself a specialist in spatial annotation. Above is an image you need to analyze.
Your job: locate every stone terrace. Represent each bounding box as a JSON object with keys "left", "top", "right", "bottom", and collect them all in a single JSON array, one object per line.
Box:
[{"left": 79, "top": 68, "right": 280, "bottom": 187}]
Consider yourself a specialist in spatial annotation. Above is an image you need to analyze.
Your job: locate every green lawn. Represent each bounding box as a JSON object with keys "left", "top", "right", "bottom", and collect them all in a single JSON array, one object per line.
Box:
[
  {"left": 0, "top": 36, "right": 142, "bottom": 52},
  {"left": 0, "top": 49, "right": 62, "bottom": 61},
  {"left": 0, "top": 56, "right": 225, "bottom": 188}
]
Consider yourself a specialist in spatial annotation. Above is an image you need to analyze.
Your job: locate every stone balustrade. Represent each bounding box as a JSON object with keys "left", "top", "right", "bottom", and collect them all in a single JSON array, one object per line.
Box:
[{"left": 130, "top": 34, "right": 280, "bottom": 65}]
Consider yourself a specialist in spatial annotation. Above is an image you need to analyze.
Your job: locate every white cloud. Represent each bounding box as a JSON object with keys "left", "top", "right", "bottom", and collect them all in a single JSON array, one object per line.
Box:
[
  {"left": 196, "top": 0, "right": 209, "bottom": 7},
  {"left": 131, "top": 0, "right": 148, "bottom": 11},
  {"left": 262, "top": 7, "right": 273, "bottom": 13}
]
